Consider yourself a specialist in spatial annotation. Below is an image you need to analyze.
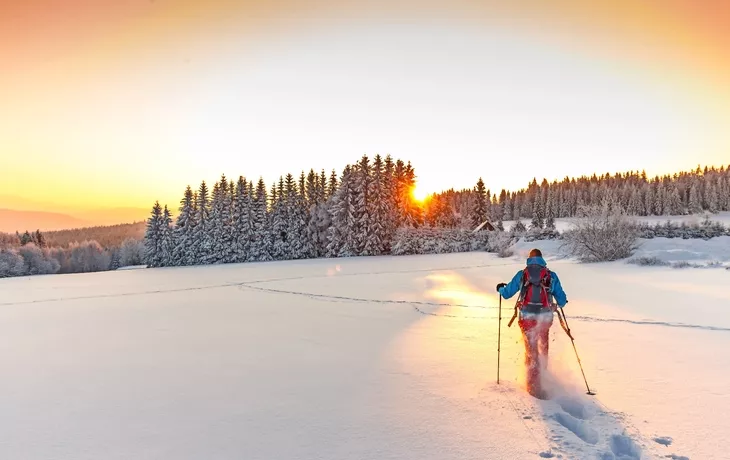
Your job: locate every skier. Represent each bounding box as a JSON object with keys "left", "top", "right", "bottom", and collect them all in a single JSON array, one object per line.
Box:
[{"left": 496, "top": 248, "right": 568, "bottom": 398}]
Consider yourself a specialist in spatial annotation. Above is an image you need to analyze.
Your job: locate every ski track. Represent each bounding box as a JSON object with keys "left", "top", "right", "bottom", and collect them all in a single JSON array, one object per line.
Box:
[
  {"left": 237, "top": 283, "right": 730, "bottom": 334},
  {"left": 5, "top": 261, "right": 729, "bottom": 332}
]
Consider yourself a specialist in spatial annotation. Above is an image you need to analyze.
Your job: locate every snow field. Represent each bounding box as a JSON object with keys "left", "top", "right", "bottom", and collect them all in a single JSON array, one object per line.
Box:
[{"left": 0, "top": 251, "right": 726, "bottom": 459}]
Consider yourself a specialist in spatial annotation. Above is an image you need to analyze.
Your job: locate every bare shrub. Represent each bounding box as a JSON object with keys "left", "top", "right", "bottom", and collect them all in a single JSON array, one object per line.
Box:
[{"left": 562, "top": 200, "right": 639, "bottom": 262}]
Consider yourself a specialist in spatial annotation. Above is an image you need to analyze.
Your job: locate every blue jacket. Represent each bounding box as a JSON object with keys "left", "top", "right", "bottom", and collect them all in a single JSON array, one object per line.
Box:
[{"left": 498, "top": 256, "right": 568, "bottom": 308}]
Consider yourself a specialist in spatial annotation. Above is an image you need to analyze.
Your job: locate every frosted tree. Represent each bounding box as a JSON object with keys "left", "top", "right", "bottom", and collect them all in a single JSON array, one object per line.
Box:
[
  {"left": 688, "top": 181, "right": 702, "bottom": 214},
  {"left": 530, "top": 192, "right": 544, "bottom": 229},
  {"left": 328, "top": 169, "right": 339, "bottom": 200},
  {"left": 193, "top": 181, "right": 211, "bottom": 264},
  {"left": 364, "top": 154, "right": 386, "bottom": 255},
  {"left": 327, "top": 165, "right": 357, "bottom": 257},
  {"left": 143, "top": 201, "right": 163, "bottom": 267},
  {"left": 706, "top": 181, "right": 719, "bottom": 213},
  {"left": 173, "top": 186, "right": 196, "bottom": 266},
  {"left": 627, "top": 186, "right": 643, "bottom": 216},
  {"left": 352, "top": 155, "right": 372, "bottom": 254},
  {"left": 545, "top": 188, "right": 556, "bottom": 230},
  {"left": 248, "top": 178, "right": 272, "bottom": 261},
  {"left": 231, "top": 176, "right": 251, "bottom": 263},
  {"left": 472, "top": 178, "right": 488, "bottom": 229},
  {"left": 160, "top": 205, "right": 174, "bottom": 266}
]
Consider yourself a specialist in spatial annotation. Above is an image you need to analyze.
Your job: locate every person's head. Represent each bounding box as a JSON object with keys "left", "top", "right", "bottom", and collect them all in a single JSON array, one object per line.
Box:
[{"left": 528, "top": 248, "right": 542, "bottom": 258}]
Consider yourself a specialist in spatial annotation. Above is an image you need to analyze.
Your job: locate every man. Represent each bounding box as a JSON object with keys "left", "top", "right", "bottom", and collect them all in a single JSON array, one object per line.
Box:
[{"left": 496, "top": 248, "right": 568, "bottom": 398}]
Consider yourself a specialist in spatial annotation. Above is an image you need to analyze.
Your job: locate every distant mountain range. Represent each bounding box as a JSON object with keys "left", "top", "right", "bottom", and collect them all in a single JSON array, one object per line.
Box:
[{"left": 0, "top": 206, "right": 149, "bottom": 233}]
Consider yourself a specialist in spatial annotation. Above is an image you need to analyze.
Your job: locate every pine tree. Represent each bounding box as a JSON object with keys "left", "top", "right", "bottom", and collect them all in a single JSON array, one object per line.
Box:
[
  {"left": 688, "top": 181, "right": 702, "bottom": 214},
  {"left": 353, "top": 155, "right": 372, "bottom": 255},
  {"left": 231, "top": 177, "right": 251, "bottom": 263},
  {"left": 270, "top": 177, "right": 288, "bottom": 260},
  {"left": 382, "top": 155, "right": 398, "bottom": 252},
  {"left": 364, "top": 154, "right": 386, "bottom": 255},
  {"left": 193, "top": 181, "right": 211, "bottom": 264},
  {"left": 545, "top": 189, "right": 556, "bottom": 230},
  {"left": 472, "top": 178, "right": 488, "bottom": 229},
  {"left": 160, "top": 205, "right": 174, "bottom": 266},
  {"left": 249, "top": 178, "right": 272, "bottom": 261},
  {"left": 327, "top": 165, "right": 357, "bottom": 257},
  {"left": 144, "top": 201, "right": 163, "bottom": 267},
  {"left": 530, "top": 193, "right": 544, "bottom": 229},
  {"left": 172, "top": 186, "right": 195, "bottom": 266}
]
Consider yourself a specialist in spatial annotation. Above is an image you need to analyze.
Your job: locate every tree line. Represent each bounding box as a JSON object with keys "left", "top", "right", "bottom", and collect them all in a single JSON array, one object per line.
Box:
[
  {"left": 424, "top": 164, "right": 730, "bottom": 231},
  {"left": 145, "top": 160, "right": 730, "bottom": 268},
  {"left": 144, "top": 155, "right": 421, "bottom": 267}
]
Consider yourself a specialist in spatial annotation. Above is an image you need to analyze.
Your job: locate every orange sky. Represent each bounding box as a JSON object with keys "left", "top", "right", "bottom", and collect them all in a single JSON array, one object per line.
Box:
[{"left": 1, "top": 0, "right": 729, "bottom": 219}]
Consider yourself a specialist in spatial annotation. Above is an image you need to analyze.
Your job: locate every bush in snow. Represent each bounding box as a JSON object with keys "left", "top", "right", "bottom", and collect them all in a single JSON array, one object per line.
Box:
[
  {"left": 636, "top": 218, "right": 729, "bottom": 240},
  {"left": 118, "top": 238, "right": 145, "bottom": 267},
  {"left": 523, "top": 227, "right": 562, "bottom": 242},
  {"left": 50, "top": 240, "right": 111, "bottom": 274},
  {"left": 486, "top": 231, "right": 516, "bottom": 258},
  {"left": 17, "top": 243, "right": 60, "bottom": 275},
  {"left": 562, "top": 200, "right": 639, "bottom": 262},
  {"left": 626, "top": 256, "right": 669, "bottom": 267},
  {"left": 390, "top": 227, "right": 482, "bottom": 256},
  {"left": 0, "top": 249, "right": 25, "bottom": 277}
]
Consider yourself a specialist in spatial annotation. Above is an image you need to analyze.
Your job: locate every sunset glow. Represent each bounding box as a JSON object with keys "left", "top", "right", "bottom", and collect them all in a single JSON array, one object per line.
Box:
[{"left": 2, "top": 0, "right": 730, "bottom": 224}]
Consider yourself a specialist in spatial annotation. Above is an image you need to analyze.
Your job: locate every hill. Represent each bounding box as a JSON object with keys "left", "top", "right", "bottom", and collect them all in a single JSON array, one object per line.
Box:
[{"left": 0, "top": 208, "right": 90, "bottom": 233}]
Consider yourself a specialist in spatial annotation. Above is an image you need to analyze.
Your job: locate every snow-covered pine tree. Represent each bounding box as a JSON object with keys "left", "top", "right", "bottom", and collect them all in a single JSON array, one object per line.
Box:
[
  {"left": 688, "top": 181, "right": 702, "bottom": 214},
  {"left": 160, "top": 205, "right": 174, "bottom": 266},
  {"left": 318, "top": 169, "right": 328, "bottom": 203},
  {"left": 403, "top": 161, "right": 422, "bottom": 226},
  {"left": 172, "top": 185, "right": 196, "bottom": 266},
  {"left": 545, "top": 188, "right": 556, "bottom": 230},
  {"left": 289, "top": 175, "right": 314, "bottom": 259},
  {"left": 193, "top": 181, "right": 211, "bottom": 265},
  {"left": 627, "top": 186, "right": 643, "bottom": 216},
  {"left": 306, "top": 169, "right": 317, "bottom": 209},
  {"left": 206, "top": 182, "right": 225, "bottom": 264},
  {"left": 270, "top": 177, "right": 288, "bottom": 260},
  {"left": 642, "top": 183, "right": 654, "bottom": 216},
  {"left": 143, "top": 201, "right": 163, "bottom": 267},
  {"left": 231, "top": 176, "right": 251, "bottom": 263},
  {"left": 327, "top": 165, "right": 357, "bottom": 257},
  {"left": 353, "top": 155, "right": 372, "bottom": 255},
  {"left": 248, "top": 178, "right": 272, "bottom": 262},
  {"left": 530, "top": 192, "right": 544, "bottom": 229},
  {"left": 471, "top": 178, "right": 488, "bottom": 229},
  {"left": 364, "top": 154, "right": 386, "bottom": 255},
  {"left": 328, "top": 169, "right": 338, "bottom": 200},
  {"left": 706, "top": 180, "right": 719, "bottom": 213},
  {"left": 393, "top": 159, "right": 406, "bottom": 228}
]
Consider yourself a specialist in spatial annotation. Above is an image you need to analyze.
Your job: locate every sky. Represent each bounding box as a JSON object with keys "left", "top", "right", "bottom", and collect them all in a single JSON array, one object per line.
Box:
[{"left": 1, "top": 0, "right": 729, "bottom": 218}]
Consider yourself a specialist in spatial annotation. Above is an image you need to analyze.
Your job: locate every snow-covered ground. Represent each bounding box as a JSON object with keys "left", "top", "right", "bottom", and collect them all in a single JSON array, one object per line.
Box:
[{"left": 1, "top": 250, "right": 727, "bottom": 459}]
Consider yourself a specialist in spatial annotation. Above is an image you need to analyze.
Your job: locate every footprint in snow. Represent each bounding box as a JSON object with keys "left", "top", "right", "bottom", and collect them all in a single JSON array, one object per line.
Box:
[
  {"left": 653, "top": 436, "right": 672, "bottom": 446},
  {"left": 553, "top": 412, "right": 599, "bottom": 445},
  {"left": 555, "top": 396, "right": 590, "bottom": 420},
  {"left": 609, "top": 434, "right": 641, "bottom": 459}
]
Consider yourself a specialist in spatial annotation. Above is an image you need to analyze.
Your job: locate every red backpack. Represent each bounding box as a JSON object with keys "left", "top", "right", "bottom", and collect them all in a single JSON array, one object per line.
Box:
[{"left": 519, "top": 264, "right": 552, "bottom": 313}]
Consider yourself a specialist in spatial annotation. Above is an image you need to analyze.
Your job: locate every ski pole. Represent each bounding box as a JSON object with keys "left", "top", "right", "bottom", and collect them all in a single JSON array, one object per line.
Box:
[
  {"left": 557, "top": 308, "right": 595, "bottom": 396},
  {"left": 497, "top": 293, "right": 502, "bottom": 384}
]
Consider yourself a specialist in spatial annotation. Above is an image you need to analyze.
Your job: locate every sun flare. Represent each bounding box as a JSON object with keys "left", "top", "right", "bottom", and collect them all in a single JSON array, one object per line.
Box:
[{"left": 411, "top": 185, "right": 429, "bottom": 202}]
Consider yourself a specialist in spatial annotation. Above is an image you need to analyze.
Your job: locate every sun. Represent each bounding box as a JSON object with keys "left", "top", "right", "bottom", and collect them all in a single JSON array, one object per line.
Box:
[{"left": 411, "top": 185, "right": 429, "bottom": 202}]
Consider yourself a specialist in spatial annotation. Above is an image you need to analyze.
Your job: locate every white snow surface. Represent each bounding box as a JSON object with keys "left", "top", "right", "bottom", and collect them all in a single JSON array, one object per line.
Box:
[{"left": 1, "top": 252, "right": 728, "bottom": 459}]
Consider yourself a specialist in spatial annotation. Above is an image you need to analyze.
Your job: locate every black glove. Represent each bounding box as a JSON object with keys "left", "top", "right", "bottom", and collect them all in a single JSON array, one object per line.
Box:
[{"left": 496, "top": 282, "right": 506, "bottom": 292}]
